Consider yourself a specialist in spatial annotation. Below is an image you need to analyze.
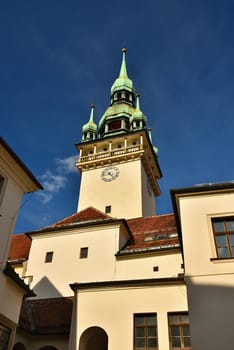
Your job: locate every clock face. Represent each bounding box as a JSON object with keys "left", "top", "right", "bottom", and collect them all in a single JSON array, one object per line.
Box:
[{"left": 101, "top": 166, "right": 120, "bottom": 182}]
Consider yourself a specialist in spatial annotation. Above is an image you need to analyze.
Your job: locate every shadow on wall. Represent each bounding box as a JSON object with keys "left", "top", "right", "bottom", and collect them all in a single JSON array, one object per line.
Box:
[
  {"left": 13, "top": 342, "right": 59, "bottom": 350},
  {"left": 13, "top": 343, "right": 26, "bottom": 350},
  {"left": 186, "top": 279, "right": 234, "bottom": 350},
  {"left": 32, "top": 276, "right": 63, "bottom": 298}
]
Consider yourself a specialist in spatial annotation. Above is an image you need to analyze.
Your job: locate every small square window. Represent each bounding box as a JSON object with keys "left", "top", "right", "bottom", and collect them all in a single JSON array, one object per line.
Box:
[
  {"left": 45, "top": 251, "right": 53, "bottom": 263},
  {"left": 80, "top": 247, "right": 88, "bottom": 259},
  {"left": 105, "top": 205, "right": 111, "bottom": 214}
]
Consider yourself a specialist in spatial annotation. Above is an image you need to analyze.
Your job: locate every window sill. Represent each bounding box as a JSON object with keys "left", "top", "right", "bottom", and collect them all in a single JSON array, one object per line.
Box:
[{"left": 210, "top": 257, "right": 234, "bottom": 262}]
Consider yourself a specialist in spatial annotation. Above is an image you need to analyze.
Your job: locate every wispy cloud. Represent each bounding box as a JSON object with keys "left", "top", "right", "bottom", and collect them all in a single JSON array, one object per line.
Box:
[
  {"left": 37, "top": 155, "right": 77, "bottom": 204},
  {"left": 56, "top": 155, "right": 77, "bottom": 174}
]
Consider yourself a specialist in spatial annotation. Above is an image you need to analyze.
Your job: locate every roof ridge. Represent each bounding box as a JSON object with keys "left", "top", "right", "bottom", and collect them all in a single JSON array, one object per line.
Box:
[
  {"left": 127, "top": 213, "right": 175, "bottom": 222},
  {"left": 50, "top": 206, "right": 112, "bottom": 227}
]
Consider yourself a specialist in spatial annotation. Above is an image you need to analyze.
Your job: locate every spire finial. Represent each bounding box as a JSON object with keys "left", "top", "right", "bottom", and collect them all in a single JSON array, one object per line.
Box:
[
  {"left": 89, "top": 104, "right": 95, "bottom": 122},
  {"left": 119, "top": 47, "right": 128, "bottom": 78},
  {"left": 136, "top": 92, "right": 140, "bottom": 110}
]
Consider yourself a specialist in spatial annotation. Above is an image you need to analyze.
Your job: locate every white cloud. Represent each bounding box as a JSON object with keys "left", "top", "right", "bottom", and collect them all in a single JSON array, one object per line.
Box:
[
  {"left": 37, "top": 191, "right": 54, "bottom": 204},
  {"left": 37, "top": 155, "right": 78, "bottom": 204},
  {"left": 56, "top": 155, "right": 77, "bottom": 174}
]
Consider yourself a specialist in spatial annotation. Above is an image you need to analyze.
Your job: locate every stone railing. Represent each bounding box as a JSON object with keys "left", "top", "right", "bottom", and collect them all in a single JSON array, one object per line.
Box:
[{"left": 78, "top": 144, "right": 142, "bottom": 163}]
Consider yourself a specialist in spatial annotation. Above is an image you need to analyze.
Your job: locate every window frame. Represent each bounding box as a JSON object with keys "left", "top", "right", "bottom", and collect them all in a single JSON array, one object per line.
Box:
[
  {"left": 80, "top": 247, "right": 88, "bottom": 259},
  {"left": 168, "top": 312, "right": 191, "bottom": 350},
  {"left": 134, "top": 313, "right": 158, "bottom": 350},
  {"left": 105, "top": 205, "right": 111, "bottom": 214},
  {"left": 212, "top": 216, "right": 234, "bottom": 258},
  {"left": 44, "top": 251, "right": 53, "bottom": 263}
]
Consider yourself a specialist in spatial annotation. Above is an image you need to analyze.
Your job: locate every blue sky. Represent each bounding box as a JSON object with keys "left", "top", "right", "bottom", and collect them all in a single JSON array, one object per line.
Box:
[{"left": 1, "top": 1, "right": 234, "bottom": 233}]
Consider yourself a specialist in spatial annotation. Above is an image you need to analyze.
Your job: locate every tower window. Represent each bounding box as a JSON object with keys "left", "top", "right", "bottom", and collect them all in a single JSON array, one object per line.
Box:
[
  {"left": 80, "top": 247, "right": 88, "bottom": 259},
  {"left": 108, "top": 120, "right": 121, "bottom": 131},
  {"left": 117, "top": 92, "right": 121, "bottom": 99},
  {"left": 45, "top": 251, "right": 53, "bottom": 263},
  {"left": 105, "top": 205, "right": 111, "bottom": 214},
  {"left": 125, "top": 120, "right": 130, "bottom": 129}
]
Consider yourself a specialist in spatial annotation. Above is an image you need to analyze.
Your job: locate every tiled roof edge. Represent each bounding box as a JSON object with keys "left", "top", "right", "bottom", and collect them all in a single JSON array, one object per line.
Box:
[
  {"left": 0, "top": 137, "right": 43, "bottom": 190},
  {"left": 70, "top": 276, "right": 185, "bottom": 291},
  {"left": 4, "top": 262, "right": 35, "bottom": 297},
  {"left": 116, "top": 244, "right": 181, "bottom": 256}
]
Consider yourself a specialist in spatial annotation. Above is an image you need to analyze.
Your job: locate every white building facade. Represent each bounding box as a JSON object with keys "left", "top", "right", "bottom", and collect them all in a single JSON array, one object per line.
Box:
[
  {"left": 9, "top": 49, "right": 234, "bottom": 350},
  {"left": 0, "top": 137, "right": 41, "bottom": 350}
]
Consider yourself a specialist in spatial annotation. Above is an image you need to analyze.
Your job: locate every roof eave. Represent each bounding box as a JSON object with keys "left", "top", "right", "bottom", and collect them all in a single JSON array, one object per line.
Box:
[
  {"left": 0, "top": 137, "right": 43, "bottom": 191},
  {"left": 26, "top": 217, "right": 133, "bottom": 238},
  {"left": 4, "top": 262, "right": 35, "bottom": 297}
]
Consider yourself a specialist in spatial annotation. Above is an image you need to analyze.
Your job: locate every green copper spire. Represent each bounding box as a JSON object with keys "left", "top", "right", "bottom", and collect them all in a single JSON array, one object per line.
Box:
[
  {"left": 130, "top": 93, "right": 147, "bottom": 130},
  {"left": 110, "top": 48, "right": 134, "bottom": 96},
  {"left": 82, "top": 104, "right": 97, "bottom": 142},
  {"left": 148, "top": 127, "right": 158, "bottom": 156}
]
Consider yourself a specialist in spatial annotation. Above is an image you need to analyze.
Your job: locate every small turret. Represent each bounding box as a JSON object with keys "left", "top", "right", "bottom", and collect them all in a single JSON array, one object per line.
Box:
[
  {"left": 130, "top": 93, "right": 147, "bottom": 131},
  {"left": 148, "top": 127, "right": 159, "bottom": 156},
  {"left": 82, "top": 104, "right": 97, "bottom": 142}
]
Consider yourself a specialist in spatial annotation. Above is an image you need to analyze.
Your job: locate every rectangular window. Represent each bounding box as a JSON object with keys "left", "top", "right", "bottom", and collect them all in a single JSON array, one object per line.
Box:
[
  {"left": 134, "top": 313, "right": 158, "bottom": 350},
  {"left": 45, "top": 251, "right": 53, "bottom": 263},
  {"left": 105, "top": 205, "right": 111, "bottom": 214},
  {"left": 168, "top": 313, "right": 191, "bottom": 349},
  {"left": 80, "top": 247, "right": 88, "bottom": 259},
  {"left": 212, "top": 217, "right": 234, "bottom": 258},
  {"left": 0, "top": 323, "right": 11, "bottom": 349}
]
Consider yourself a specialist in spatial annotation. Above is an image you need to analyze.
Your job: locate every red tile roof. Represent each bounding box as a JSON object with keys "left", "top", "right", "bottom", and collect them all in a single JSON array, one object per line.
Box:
[
  {"left": 124, "top": 213, "right": 179, "bottom": 253},
  {"left": 9, "top": 210, "right": 179, "bottom": 262},
  {"left": 48, "top": 206, "right": 111, "bottom": 227},
  {"left": 19, "top": 297, "right": 72, "bottom": 335},
  {"left": 8, "top": 234, "right": 31, "bottom": 261}
]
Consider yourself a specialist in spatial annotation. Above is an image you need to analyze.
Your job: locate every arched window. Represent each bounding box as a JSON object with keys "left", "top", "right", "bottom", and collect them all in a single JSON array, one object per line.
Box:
[{"left": 79, "top": 326, "right": 108, "bottom": 350}]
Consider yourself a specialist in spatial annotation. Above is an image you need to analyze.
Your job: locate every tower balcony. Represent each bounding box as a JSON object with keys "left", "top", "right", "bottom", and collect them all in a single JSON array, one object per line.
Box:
[
  {"left": 78, "top": 143, "right": 143, "bottom": 164},
  {"left": 75, "top": 130, "right": 162, "bottom": 196}
]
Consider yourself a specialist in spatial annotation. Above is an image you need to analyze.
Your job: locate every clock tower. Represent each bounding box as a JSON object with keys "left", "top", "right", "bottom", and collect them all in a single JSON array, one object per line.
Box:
[{"left": 76, "top": 49, "right": 162, "bottom": 219}]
